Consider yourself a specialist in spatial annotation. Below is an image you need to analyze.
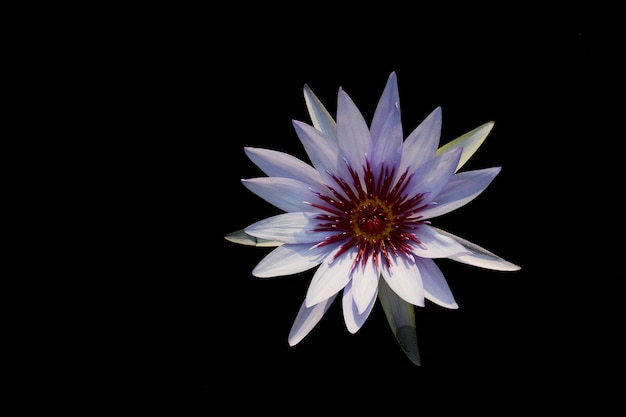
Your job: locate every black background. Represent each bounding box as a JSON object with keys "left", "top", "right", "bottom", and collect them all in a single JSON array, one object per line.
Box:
[{"left": 100, "top": 8, "right": 623, "bottom": 413}]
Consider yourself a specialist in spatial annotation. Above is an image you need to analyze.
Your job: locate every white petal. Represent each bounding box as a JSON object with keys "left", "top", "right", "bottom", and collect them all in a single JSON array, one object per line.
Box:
[
  {"left": 419, "top": 167, "right": 501, "bottom": 219},
  {"left": 399, "top": 106, "right": 442, "bottom": 175},
  {"left": 404, "top": 147, "right": 462, "bottom": 205},
  {"left": 305, "top": 250, "right": 354, "bottom": 307},
  {"left": 410, "top": 224, "right": 470, "bottom": 259},
  {"left": 288, "top": 293, "right": 337, "bottom": 346},
  {"left": 436, "top": 121, "right": 495, "bottom": 172},
  {"left": 244, "top": 147, "right": 325, "bottom": 187},
  {"left": 251, "top": 243, "right": 333, "bottom": 278},
  {"left": 292, "top": 120, "right": 348, "bottom": 187},
  {"left": 370, "top": 102, "right": 403, "bottom": 171},
  {"left": 303, "top": 84, "right": 337, "bottom": 141},
  {"left": 336, "top": 88, "right": 371, "bottom": 173},
  {"left": 433, "top": 227, "right": 521, "bottom": 271},
  {"left": 245, "top": 212, "right": 333, "bottom": 244},
  {"left": 381, "top": 255, "right": 425, "bottom": 307},
  {"left": 378, "top": 279, "right": 421, "bottom": 366},
  {"left": 342, "top": 280, "right": 376, "bottom": 334},
  {"left": 416, "top": 258, "right": 458, "bottom": 309},
  {"left": 350, "top": 259, "right": 380, "bottom": 314},
  {"left": 370, "top": 71, "right": 400, "bottom": 144},
  {"left": 224, "top": 229, "right": 282, "bottom": 247},
  {"left": 241, "top": 177, "right": 321, "bottom": 213}
]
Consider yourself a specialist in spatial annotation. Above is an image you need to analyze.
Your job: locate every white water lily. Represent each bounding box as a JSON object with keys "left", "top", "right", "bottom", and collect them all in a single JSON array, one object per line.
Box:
[{"left": 226, "top": 72, "right": 520, "bottom": 365}]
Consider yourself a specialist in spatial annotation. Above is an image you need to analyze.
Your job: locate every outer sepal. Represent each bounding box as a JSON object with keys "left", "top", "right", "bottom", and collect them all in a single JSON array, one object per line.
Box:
[
  {"left": 224, "top": 229, "right": 283, "bottom": 247},
  {"left": 378, "top": 278, "right": 421, "bottom": 366},
  {"left": 436, "top": 121, "right": 495, "bottom": 172}
]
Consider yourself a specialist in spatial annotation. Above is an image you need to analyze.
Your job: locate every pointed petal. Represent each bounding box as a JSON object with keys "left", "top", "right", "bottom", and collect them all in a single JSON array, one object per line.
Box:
[
  {"left": 245, "top": 212, "right": 333, "bottom": 244},
  {"left": 410, "top": 224, "right": 470, "bottom": 259},
  {"left": 244, "top": 147, "right": 324, "bottom": 187},
  {"left": 288, "top": 293, "right": 337, "bottom": 346},
  {"left": 416, "top": 258, "right": 458, "bottom": 309},
  {"left": 380, "top": 255, "right": 425, "bottom": 307},
  {"left": 305, "top": 250, "right": 354, "bottom": 307},
  {"left": 303, "top": 84, "right": 337, "bottom": 140},
  {"left": 405, "top": 147, "right": 462, "bottom": 205},
  {"left": 342, "top": 280, "right": 376, "bottom": 333},
  {"left": 370, "top": 71, "right": 399, "bottom": 143},
  {"left": 371, "top": 101, "right": 403, "bottom": 170},
  {"left": 378, "top": 279, "right": 421, "bottom": 366},
  {"left": 399, "top": 106, "right": 442, "bottom": 175},
  {"left": 336, "top": 88, "right": 371, "bottom": 172},
  {"left": 350, "top": 259, "right": 379, "bottom": 314},
  {"left": 419, "top": 167, "right": 501, "bottom": 219},
  {"left": 433, "top": 227, "right": 521, "bottom": 271},
  {"left": 241, "top": 177, "right": 321, "bottom": 213},
  {"left": 224, "top": 229, "right": 283, "bottom": 247},
  {"left": 292, "top": 120, "right": 348, "bottom": 186},
  {"left": 252, "top": 242, "right": 340, "bottom": 278},
  {"left": 436, "top": 121, "right": 495, "bottom": 172}
]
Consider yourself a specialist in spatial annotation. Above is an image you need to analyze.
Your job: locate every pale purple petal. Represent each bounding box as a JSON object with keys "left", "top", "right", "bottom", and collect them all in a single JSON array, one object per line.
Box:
[
  {"left": 370, "top": 102, "right": 403, "bottom": 171},
  {"left": 288, "top": 293, "right": 337, "bottom": 346},
  {"left": 292, "top": 120, "right": 349, "bottom": 187},
  {"left": 370, "top": 71, "right": 399, "bottom": 143},
  {"left": 303, "top": 84, "right": 337, "bottom": 141},
  {"left": 378, "top": 279, "right": 420, "bottom": 365},
  {"left": 241, "top": 177, "right": 322, "bottom": 213},
  {"left": 399, "top": 106, "right": 442, "bottom": 175},
  {"left": 433, "top": 227, "right": 521, "bottom": 271},
  {"left": 251, "top": 242, "right": 336, "bottom": 278},
  {"left": 245, "top": 212, "right": 334, "bottom": 244},
  {"left": 404, "top": 147, "right": 462, "bottom": 205},
  {"left": 350, "top": 259, "right": 380, "bottom": 314},
  {"left": 336, "top": 88, "right": 371, "bottom": 173},
  {"left": 410, "top": 224, "right": 470, "bottom": 259},
  {"left": 416, "top": 257, "right": 458, "bottom": 309},
  {"left": 292, "top": 120, "right": 340, "bottom": 174},
  {"left": 419, "top": 167, "right": 501, "bottom": 219},
  {"left": 381, "top": 255, "right": 425, "bottom": 307},
  {"left": 305, "top": 250, "right": 355, "bottom": 307},
  {"left": 244, "top": 147, "right": 325, "bottom": 187},
  {"left": 342, "top": 280, "right": 377, "bottom": 333}
]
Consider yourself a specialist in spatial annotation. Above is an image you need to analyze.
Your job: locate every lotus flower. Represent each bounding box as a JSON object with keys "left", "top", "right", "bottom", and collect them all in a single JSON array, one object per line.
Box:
[{"left": 226, "top": 71, "right": 520, "bottom": 365}]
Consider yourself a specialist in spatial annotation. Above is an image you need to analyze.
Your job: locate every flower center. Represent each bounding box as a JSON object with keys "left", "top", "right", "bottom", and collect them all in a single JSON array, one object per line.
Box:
[
  {"left": 310, "top": 163, "right": 427, "bottom": 270},
  {"left": 350, "top": 197, "right": 396, "bottom": 244}
]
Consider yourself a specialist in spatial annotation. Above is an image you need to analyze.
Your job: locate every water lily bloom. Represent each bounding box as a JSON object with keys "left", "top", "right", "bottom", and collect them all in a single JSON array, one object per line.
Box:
[{"left": 226, "top": 72, "right": 520, "bottom": 365}]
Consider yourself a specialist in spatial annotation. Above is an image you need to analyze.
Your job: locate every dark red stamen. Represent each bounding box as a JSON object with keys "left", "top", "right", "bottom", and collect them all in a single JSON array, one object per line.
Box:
[{"left": 312, "top": 161, "right": 427, "bottom": 271}]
